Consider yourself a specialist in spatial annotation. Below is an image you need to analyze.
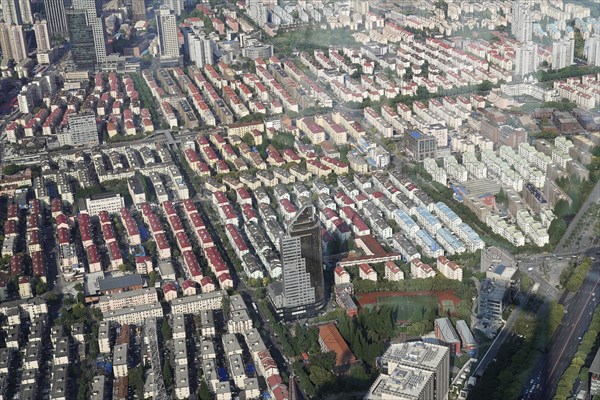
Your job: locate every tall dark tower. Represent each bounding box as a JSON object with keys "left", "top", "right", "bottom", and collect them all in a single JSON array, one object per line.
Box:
[
  {"left": 269, "top": 205, "right": 325, "bottom": 320},
  {"left": 66, "top": 8, "right": 96, "bottom": 69}
]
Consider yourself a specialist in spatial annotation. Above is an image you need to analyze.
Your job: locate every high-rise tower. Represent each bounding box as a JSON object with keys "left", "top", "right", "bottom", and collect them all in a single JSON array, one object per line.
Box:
[
  {"left": 268, "top": 205, "right": 325, "bottom": 319},
  {"left": 552, "top": 38, "right": 574, "bottom": 70},
  {"left": 43, "top": 0, "right": 68, "bottom": 38},
  {"left": 66, "top": 0, "right": 107, "bottom": 70},
  {"left": 66, "top": 8, "right": 96, "bottom": 69},
  {"left": 1, "top": 0, "right": 32, "bottom": 25},
  {"left": 0, "top": 22, "right": 28, "bottom": 62},
  {"left": 156, "top": 6, "right": 179, "bottom": 58},
  {"left": 515, "top": 42, "right": 538, "bottom": 77},
  {"left": 34, "top": 18, "right": 51, "bottom": 52}
]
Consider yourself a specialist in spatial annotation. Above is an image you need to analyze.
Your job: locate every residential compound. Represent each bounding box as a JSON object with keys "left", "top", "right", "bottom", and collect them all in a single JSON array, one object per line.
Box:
[{"left": 1, "top": 0, "right": 600, "bottom": 398}]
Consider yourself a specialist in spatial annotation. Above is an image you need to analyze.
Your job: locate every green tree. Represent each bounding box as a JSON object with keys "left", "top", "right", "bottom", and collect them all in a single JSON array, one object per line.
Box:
[
  {"left": 310, "top": 352, "right": 336, "bottom": 371},
  {"left": 199, "top": 379, "right": 213, "bottom": 400},
  {"left": 2, "top": 164, "right": 26, "bottom": 175},
  {"left": 161, "top": 318, "right": 172, "bottom": 341},
  {"left": 222, "top": 295, "right": 230, "bottom": 316},
  {"left": 128, "top": 365, "right": 145, "bottom": 399},
  {"left": 148, "top": 271, "right": 158, "bottom": 287},
  {"left": 34, "top": 278, "right": 48, "bottom": 295},
  {"left": 162, "top": 360, "right": 173, "bottom": 386}
]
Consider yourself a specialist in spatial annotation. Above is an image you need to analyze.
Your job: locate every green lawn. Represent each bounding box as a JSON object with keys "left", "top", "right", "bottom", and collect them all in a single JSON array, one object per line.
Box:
[{"left": 362, "top": 295, "right": 440, "bottom": 322}]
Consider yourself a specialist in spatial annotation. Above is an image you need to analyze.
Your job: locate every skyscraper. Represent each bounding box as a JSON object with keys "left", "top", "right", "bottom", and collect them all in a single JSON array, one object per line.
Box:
[
  {"left": 248, "top": 0, "right": 267, "bottom": 27},
  {"left": 164, "top": 0, "right": 183, "bottom": 16},
  {"left": 67, "top": 0, "right": 107, "bottom": 70},
  {"left": 66, "top": 9, "right": 96, "bottom": 69},
  {"left": 131, "top": 0, "right": 145, "bottom": 21},
  {"left": 0, "top": 22, "right": 28, "bottom": 62},
  {"left": 156, "top": 6, "right": 179, "bottom": 58},
  {"left": 34, "top": 18, "right": 51, "bottom": 52},
  {"left": 511, "top": 1, "right": 532, "bottom": 43},
  {"left": 0, "top": 22, "right": 11, "bottom": 59},
  {"left": 1, "top": 0, "right": 32, "bottom": 25},
  {"left": 268, "top": 205, "right": 325, "bottom": 319},
  {"left": 515, "top": 42, "right": 538, "bottom": 77},
  {"left": 585, "top": 35, "right": 600, "bottom": 67},
  {"left": 43, "top": 0, "right": 68, "bottom": 38},
  {"left": 183, "top": 26, "right": 213, "bottom": 67},
  {"left": 552, "top": 38, "right": 574, "bottom": 70}
]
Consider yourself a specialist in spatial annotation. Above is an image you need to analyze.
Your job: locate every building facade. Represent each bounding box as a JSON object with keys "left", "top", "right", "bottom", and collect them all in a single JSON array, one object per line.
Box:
[
  {"left": 156, "top": 6, "right": 179, "bottom": 58},
  {"left": 44, "top": 0, "right": 68, "bottom": 37},
  {"left": 585, "top": 35, "right": 600, "bottom": 67},
  {"left": 83, "top": 192, "right": 125, "bottom": 215},
  {"left": 269, "top": 205, "right": 325, "bottom": 319},
  {"left": 406, "top": 130, "right": 437, "bottom": 161},
  {"left": 33, "top": 19, "right": 51, "bottom": 52},
  {"left": 514, "top": 42, "right": 538, "bottom": 77},
  {"left": 552, "top": 39, "right": 574, "bottom": 70}
]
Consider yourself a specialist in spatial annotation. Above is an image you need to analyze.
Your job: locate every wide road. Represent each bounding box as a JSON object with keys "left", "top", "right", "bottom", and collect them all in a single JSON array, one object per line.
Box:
[
  {"left": 472, "top": 302, "right": 523, "bottom": 377},
  {"left": 522, "top": 260, "right": 600, "bottom": 399},
  {"left": 555, "top": 178, "right": 600, "bottom": 254}
]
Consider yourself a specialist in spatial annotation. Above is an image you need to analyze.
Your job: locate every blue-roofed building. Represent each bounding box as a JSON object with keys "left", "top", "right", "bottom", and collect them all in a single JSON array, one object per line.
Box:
[
  {"left": 414, "top": 206, "right": 442, "bottom": 236},
  {"left": 433, "top": 202, "right": 462, "bottom": 231},
  {"left": 393, "top": 209, "right": 420, "bottom": 238},
  {"left": 436, "top": 227, "right": 466, "bottom": 255},
  {"left": 415, "top": 229, "right": 443, "bottom": 258},
  {"left": 456, "top": 222, "right": 485, "bottom": 252}
]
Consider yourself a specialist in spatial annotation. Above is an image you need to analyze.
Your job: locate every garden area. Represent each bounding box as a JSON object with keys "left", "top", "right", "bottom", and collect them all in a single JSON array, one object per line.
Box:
[
  {"left": 258, "top": 301, "right": 380, "bottom": 398},
  {"left": 356, "top": 290, "right": 462, "bottom": 322}
]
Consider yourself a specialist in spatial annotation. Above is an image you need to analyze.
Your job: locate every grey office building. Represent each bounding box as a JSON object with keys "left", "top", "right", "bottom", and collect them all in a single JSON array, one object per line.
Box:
[
  {"left": 67, "top": 0, "right": 107, "bottom": 70},
  {"left": 66, "top": 9, "right": 96, "bottom": 70},
  {"left": 268, "top": 205, "right": 325, "bottom": 319}
]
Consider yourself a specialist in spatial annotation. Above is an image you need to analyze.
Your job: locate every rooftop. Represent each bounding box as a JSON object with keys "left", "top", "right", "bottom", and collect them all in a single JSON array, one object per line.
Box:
[{"left": 318, "top": 323, "right": 357, "bottom": 367}]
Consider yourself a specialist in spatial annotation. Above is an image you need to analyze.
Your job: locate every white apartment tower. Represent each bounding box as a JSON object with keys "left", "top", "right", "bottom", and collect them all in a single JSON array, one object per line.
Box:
[
  {"left": 0, "top": 22, "right": 28, "bottom": 62},
  {"left": 511, "top": 1, "right": 532, "bottom": 43},
  {"left": 34, "top": 19, "right": 51, "bottom": 52},
  {"left": 585, "top": 35, "right": 600, "bottom": 67},
  {"left": 552, "top": 38, "right": 574, "bottom": 70},
  {"left": 1, "top": 0, "right": 32, "bottom": 25},
  {"left": 514, "top": 42, "right": 538, "bottom": 77},
  {"left": 164, "top": 0, "right": 183, "bottom": 16},
  {"left": 248, "top": 0, "right": 268, "bottom": 27},
  {"left": 184, "top": 26, "right": 213, "bottom": 67},
  {"left": 156, "top": 6, "right": 179, "bottom": 58}
]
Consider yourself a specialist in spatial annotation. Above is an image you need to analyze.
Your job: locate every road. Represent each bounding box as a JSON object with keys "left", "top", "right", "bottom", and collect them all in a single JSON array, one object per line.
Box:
[
  {"left": 521, "top": 259, "right": 600, "bottom": 399},
  {"left": 472, "top": 300, "right": 523, "bottom": 377},
  {"left": 555, "top": 177, "right": 600, "bottom": 254}
]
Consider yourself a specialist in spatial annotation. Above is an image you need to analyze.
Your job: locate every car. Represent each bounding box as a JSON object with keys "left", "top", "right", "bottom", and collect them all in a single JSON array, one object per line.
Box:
[{"left": 528, "top": 267, "right": 533, "bottom": 271}]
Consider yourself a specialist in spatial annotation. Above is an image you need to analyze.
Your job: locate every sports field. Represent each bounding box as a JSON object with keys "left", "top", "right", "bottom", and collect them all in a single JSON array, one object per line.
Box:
[{"left": 356, "top": 291, "right": 461, "bottom": 322}]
